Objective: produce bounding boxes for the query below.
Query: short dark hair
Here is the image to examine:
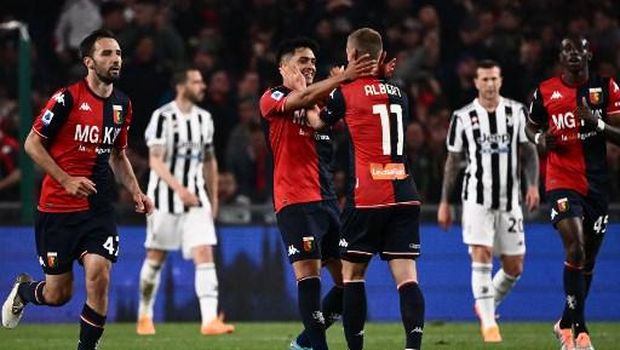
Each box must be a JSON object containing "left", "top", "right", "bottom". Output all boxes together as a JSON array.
[
  {"left": 79, "top": 29, "right": 118, "bottom": 59},
  {"left": 476, "top": 59, "right": 501, "bottom": 70},
  {"left": 171, "top": 65, "right": 201, "bottom": 86},
  {"left": 276, "top": 37, "right": 319, "bottom": 64},
  {"left": 347, "top": 28, "right": 383, "bottom": 60}
]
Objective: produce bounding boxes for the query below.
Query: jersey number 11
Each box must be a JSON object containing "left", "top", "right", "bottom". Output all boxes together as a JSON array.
[{"left": 373, "top": 104, "right": 404, "bottom": 156}]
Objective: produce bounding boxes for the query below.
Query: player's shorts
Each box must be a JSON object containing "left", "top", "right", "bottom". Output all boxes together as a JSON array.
[
  {"left": 340, "top": 204, "right": 420, "bottom": 263},
  {"left": 35, "top": 207, "right": 119, "bottom": 275},
  {"left": 276, "top": 200, "right": 340, "bottom": 264},
  {"left": 462, "top": 201, "right": 526, "bottom": 256},
  {"left": 146, "top": 206, "right": 216, "bottom": 259},
  {"left": 546, "top": 189, "right": 609, "bottom": 256}
]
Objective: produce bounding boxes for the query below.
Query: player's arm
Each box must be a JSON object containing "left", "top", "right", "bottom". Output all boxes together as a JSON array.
[
  {"left": 109, "top": 147, "right": 152, "bottom": 214},
  {"left": 148, "top": 144, "right": 199, "bottom": 207},
  {"left": 437, "top": 151, "right": 463, "bottom": 230},
  {"left": 24, "top": 131, "right": 97, "bottom": 198},
  {"left": 281, "top": 54, "right": 376, "bottom": 112},
  {"left": 203, "top": 147, "right": 218, "bottom": 219},
  {"left": 525, "top": 88, "right": 557, "bottom": 152},
  {"left": 519, "top": 142, "right": 540, "bottom": 212},
  {"left": 577, "top": 97, "right": 620, "bottom": 145}
]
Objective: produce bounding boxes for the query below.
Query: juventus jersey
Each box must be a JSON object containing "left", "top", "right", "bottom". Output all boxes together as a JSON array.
[
  {"left": 144, "top": 101, "right": 214, "bottom": 214},
  {"left": 447, "top": 97, "right": 528, "bottom": 211}
]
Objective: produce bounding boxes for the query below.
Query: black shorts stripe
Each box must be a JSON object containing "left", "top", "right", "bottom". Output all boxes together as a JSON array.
[
  {"left": 488, "top": 111, "right": 500, "bottom": 209},
  {"left": 469, "top": 110, "right": 484, "bottom": 205}
]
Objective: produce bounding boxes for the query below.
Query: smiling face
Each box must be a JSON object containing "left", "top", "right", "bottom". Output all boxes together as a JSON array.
[
  {"left": 559, "top": 37, "right": 591, "bottom": 74},
  {"left": 84, "top": 37, "right": 122, "bottom": 84},
  {"left": 282, "top": 47, "right": 316, "bottom": 85}
]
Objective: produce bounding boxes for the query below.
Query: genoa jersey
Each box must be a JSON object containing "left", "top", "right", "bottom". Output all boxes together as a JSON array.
[
  {"left": 320, "top": 77, "right": 420, "bottom": 208},
  {"left": 259, "top": 86, "right": 336, "bottom": 212},
  {"left": 529, "top": 75, "right": 620, "bottom": 196},
  {"left": 32, "top": 80, "right": 132, "bottom": 212},
  {"left": 144, "top": 101, "right": 215, "bottom": 214}
]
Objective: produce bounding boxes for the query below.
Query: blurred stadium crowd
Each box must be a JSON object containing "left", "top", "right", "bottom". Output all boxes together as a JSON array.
[{"left": 1, "top": 0, "right": 620, "bottom": 221}]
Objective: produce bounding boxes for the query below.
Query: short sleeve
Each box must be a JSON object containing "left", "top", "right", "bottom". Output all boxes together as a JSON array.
[
  {"left": 606, "top": 78, "right": 620, "bottom": 115},
  {"left": 260, "top": 87, "right": 290, "bottom": 120},
  {"left": 527, "top": 87, "right": 548, "bottom": 126},
  {"left": 144, "top": 108, "right": 167, "bottom": 147},
  {"left": 446, "top": 113, "right": 464, "bottom": 152},
  {"left": 517, "top": 105, "right": 529, "bottom": 143},
  {"left": 203, "top": 112, "right": 215, "bottom": 152},
  {"left": 32, "top": 89, "right": 73, "bottom": 140},
  {"left": 319, "top": 88, "right": 345, "bottom": 125},
  {"left": 115, "top": 99, "right": 132, "bottom": 149}
]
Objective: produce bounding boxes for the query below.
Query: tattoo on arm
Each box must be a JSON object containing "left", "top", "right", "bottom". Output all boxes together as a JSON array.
[
  {"left": 440, "top": 151, "right": 463, "bottom": 203},
  {"left": 519, "top": 142, "right": 539, "bottom": 188}
]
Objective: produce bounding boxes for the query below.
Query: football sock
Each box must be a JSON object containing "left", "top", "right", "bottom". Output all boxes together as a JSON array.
[
  {"left": 196, "top": 262, "right": 218, "bottom": 325},
  {"left": 297, "top": 277, "right": 327, "bottom": 350},
  {"left": 17, "top": 280, "right": 47, "bottom": 305},
  {"left": 584, "top": 270, "right": 593, "bottom": 299},
  {"left": 562, "top": 263, "right": 587, "bottom": 334},
  {"left": 296, "top": 285, "right": 344, "bottom": 347},
  {"left": 343, "top": 281, "right": 366, "bottom": 350},
  {"left": 77, "top": 303, "right": 106, "bottom": 350},
  {"left": 472, "top": 262, "right": 496, "bottom": 328},
  {"left": 492, "top": 268, "right": 520, "bottom": 307},
  {"left": 138, "top": 259, "right": 162, "bottom": 318},
  {"left": 398, "top": 281, "right": 425, "bottom": 350}
]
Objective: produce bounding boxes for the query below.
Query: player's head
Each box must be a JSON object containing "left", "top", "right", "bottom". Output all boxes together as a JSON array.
[
  {"left": 474, "top": 59, "right": 502, "bottom": 101},
  {"left": 559, "top": 34, "right": 591, "bottom": 74},
  {"left": 346, "top": 27, "right": 383, "bottom": 62},
  {"left": 172, "top": 66, "right": 206, "bottom": 104},
  {"left": 80, "top": 29, "right": 122, "bottom": 84},
  {"left": 276, "top": 37, "right": 318, "bottom": 85}
]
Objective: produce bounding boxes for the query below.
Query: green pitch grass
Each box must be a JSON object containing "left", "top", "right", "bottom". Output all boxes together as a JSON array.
[{"left": 1, "top": 322, "right": 618, "bottom": 349}]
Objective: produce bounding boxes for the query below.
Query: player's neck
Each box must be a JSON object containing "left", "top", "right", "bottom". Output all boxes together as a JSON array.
[
  {"left": 85, "top": 75, "right": 113, "bottom": 98},
  {"left": 175, "top": 98, "right": 193, "bottom": 114},
  {"left": 478, "top": 97, "right": 500, "bottom": 112},
  {"left": 561, "top": 69, "right": 589, "bottom": 86}
]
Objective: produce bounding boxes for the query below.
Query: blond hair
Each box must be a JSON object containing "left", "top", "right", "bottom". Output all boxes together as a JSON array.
[{"left": 347, "top": 28, "right": 383, "bottom": 60}]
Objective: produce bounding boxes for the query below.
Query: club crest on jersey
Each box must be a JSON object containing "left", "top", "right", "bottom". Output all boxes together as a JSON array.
[
  {"left": 47, "top": 252, "right": 58, "bottom": 268},
  {"left": 589, "top": 88, "right": 602, "bottom": 105},
  {"left": 302, "top": 236, "right": 315, "bottom": 252},
  {"left": 557, "top": 197, "right": 569, "bottom": 213},
  {"left": 113, "top": 105, "right": 124, "bottom": 124}
]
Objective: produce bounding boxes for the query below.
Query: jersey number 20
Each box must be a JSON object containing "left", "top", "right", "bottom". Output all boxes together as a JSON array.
[{"left": 372, "top": 104, "right": 404, "bottom": 156}]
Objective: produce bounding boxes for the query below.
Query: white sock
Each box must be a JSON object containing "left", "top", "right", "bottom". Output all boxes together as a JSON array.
[
  {"left": 138, "top": 259, "right": 162, "bottom": 318},
  {"left": 196, "top": 262, "right": 218, "bottom": 325},
  {"left": 472, "top": 262, "right": 496, "bottom": 328},
  {"left": 492, "top": 268, "right": 520, "bottom": 308}
]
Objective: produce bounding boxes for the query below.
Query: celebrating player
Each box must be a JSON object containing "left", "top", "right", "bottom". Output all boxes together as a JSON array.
[
  {"left": 1, "top": 29, "right": 153, "bottom": 350},
  {"left": 259, "top": 37, "right": 375, "bottom": 350},
  {"left": 302, "top": 27, "right": 425, "bottom": 350},
  {"left": 438, "top": 60, "right": 540, "bottom": 342},
  {"left": 136, "top": 66, "right": 234, "bottom": 336},
  {"left": 526, "top": 34, "right": 620, "bottom": 350}
]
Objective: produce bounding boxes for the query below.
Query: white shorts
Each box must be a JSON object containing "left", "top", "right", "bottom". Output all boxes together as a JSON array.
[
  {"left": 145, "top": 206, "right": 217, "bottom": 259},
  {"left": 461, "top": 201, "right": 526, "bottom": 256}
]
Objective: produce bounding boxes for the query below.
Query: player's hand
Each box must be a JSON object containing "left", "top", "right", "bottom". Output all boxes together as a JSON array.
[
  {"left": 378, "top": 51, "right": 397, "bottom": 79},
  {"left": 577, "top": 96, "right": 597, "bottom": 127},
  {"left": 437, "top": 201, "right": 452, "bottom": 231},
  {"left": 343, "top": 53, "right": 377, "bottom": 81},
  {"left": 61, "top": 176, "right": 97, "bottom": 198},
  {"left": 525, "top": 185, "right": 540, "bottom": 212},
  {"left": 178, "top": 187, "right": 200, "bottom": 207},
  {"left": 280, "top": 65, "right": 306, "bottom": 91},
  {"left": 133, "top": 192, "right": 154, "bottom": 215},
  {"left": 329, "top": 65, "right": 344, "bottom": 78},
  {"left": 538, "top": 131, "right": 558, "bottom": 152}
]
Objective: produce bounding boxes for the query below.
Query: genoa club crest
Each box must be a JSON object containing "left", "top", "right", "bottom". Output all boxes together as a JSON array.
[
  {"left": 113, "top": 105, "right": 124, "bottom": 124},
  {"left": 557, "top": 198, "right": 569, "bottom": 213},
  {"left": 589, "top": 88, "right": 602, "bottom": 105},
  {"left": 302, "top": 236, "right": 315, "bottom": 252},
  {"left": 47, "top": 252, "right": 58, "bottom": 268}
]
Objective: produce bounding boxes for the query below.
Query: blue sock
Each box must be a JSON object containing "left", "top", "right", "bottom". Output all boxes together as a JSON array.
[
  {"left": 298, "top": 277, "right": 327, "bottom": 350},
  {"left": 399, "top": 282, "right": 425, "bottom": 350},
  {"left": 296, "top": 285, "right": 343, "bottom": 347},
  {"left": 343, "top": 281, "right": 366, "bottom": 350}
]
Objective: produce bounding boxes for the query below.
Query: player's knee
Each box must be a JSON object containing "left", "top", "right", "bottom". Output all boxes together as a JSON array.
[
  {"left": 86, "top": 271, "right": 110, "bottom": 293},
  {"left": 566, "top": 243, "right": 585, "bottom": 265},
  {"left": 504, "top": 264, "right": 523, "bottom": 277},
  {"left": 45, "top": 287, "right": 73, "bottom": 306}
]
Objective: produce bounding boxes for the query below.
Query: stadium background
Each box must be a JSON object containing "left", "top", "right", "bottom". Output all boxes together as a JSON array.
[{"left": 0, "top": 0, "right": 619, "bottom": 324}]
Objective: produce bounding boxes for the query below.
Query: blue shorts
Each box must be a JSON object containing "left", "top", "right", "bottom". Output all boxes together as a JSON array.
[
  {"left": 340, "top": 204, "right": 421, "bottom": 263},
  {"left": 546, "top": 189, "right": 609, "bottom": 235},
  {"left": 35, "top": 208, "right": 119, "bottom": 275},
  {"left": 276, "top": 200, "right": 341, "bottom": 264}
]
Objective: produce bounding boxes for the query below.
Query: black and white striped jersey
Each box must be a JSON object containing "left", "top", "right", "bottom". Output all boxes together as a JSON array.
[
  {"left": 144, "top": 101, "right": 214, "bottom": 213},
  {"left": 447, "top": 97, "right": 528, "bottom": 211}
]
